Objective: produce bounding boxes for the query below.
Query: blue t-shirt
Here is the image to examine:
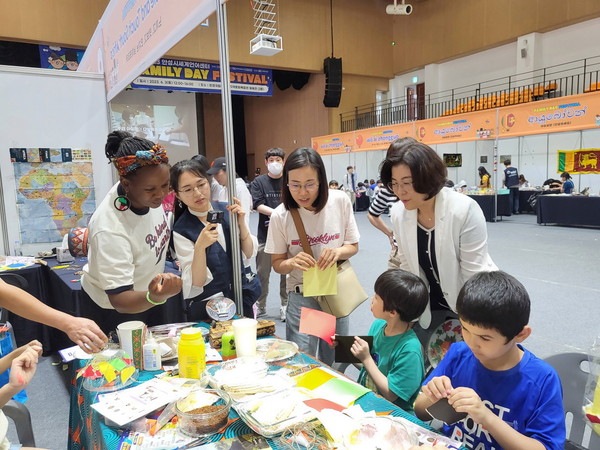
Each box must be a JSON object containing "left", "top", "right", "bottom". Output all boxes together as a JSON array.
[
  {"left": 358, "top": 319, "right": 424, "bottom": 413},
  {"left": 563, "top": 179, "right": 574, "bottom": 194},
  {"left": 424, "top": 341, "right": 565, "bottom": 450}
]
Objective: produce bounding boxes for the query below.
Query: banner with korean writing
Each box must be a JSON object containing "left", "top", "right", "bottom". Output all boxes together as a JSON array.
[
  {"left": 557, "top": 149, "right": 600, "bottom": 174},
  {"left": 130, "top": 58, "right": 273, "bottom": 96},
  {"left": 498, "top": 93, "right": 599, "bottom": 137},
  {"left": 414, "top": 110, "right": 497, "bottom": 146}
]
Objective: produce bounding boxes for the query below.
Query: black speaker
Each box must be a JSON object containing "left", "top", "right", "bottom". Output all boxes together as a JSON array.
[{"left": 323, "top": 57, "right": 342, "bottom": 107}]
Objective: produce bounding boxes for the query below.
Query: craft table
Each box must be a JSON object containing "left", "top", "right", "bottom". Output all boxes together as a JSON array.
[
  {"left": 68, "top": 350, "right": 458, "bottom": 450},
  {"left": 44, "top": 258, "right": 186, "bottom": 352},
  {"left": 467, "top": 193, "right": 511, "bottom": 222},
  {"left": 537, "top": 194, "right": 600, "bottom": 228}
]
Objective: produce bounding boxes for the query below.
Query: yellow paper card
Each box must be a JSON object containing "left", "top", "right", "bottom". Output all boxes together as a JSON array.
[
  {"left": 295, "top": 367, "right": 335, "bottom": 390},
  {"left": 98, "top": 362, "right": 116, "bottom": 382},
  {"left": 121, "top": 366, "right": 136, "bottom": 384},
  {"left": 303, "top": 265, "right": 337, "bottom": 297}
]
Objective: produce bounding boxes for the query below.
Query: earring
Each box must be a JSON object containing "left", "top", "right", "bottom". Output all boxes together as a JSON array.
[
  {"left": 177, "top": 200, "right": 183, "bottom": 208},
  {"left": 114, "top": 195, "right": 130, "bottom": 211}
]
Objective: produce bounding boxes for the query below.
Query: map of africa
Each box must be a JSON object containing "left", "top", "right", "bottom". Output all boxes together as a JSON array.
[{"left": 14, "top": 162, "right": 95, "bottom": 244}]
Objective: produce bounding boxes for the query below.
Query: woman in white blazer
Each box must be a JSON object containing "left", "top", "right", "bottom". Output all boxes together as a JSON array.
[{"left": 380, "top": 140, "right": 497, "bottom": 346}]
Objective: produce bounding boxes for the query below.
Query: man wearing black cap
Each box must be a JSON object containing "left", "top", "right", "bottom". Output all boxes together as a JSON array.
[{"left": 207, "top": 157, "right": 252, "bottom": 222}]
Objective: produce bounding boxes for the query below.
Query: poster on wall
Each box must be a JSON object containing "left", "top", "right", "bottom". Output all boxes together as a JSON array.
[
  {"left": 443, "top": 154, "right": 462, "bottom": 167},
  {"left": 10, "top": 148, "right": 95, "bottom": 244},
  {"left": 39, "top": 45, "right": 85, "bottom": 71}
]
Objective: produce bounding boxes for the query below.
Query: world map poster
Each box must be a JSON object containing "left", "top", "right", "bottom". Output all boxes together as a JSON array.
[{"left": 10, "top": 148, "right": 95, "bottom": 244}]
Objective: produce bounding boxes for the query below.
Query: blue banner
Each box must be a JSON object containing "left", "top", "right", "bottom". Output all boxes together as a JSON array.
[
  {"left": 39, "top": 45, "right": 85, "bottom": 71},
  {"left": 131, "top": 58, "right": 273, "bottom": 96}
]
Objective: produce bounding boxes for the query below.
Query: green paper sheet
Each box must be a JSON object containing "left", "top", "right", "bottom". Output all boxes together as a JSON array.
[
  {"left": 303, "top": 265, "right": 337, "bottom": 297},
  {"left": 310, "top": 377, "right": 371, "bottom": 407}
]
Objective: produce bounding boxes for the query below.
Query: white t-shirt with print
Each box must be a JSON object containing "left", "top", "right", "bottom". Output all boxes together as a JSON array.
[
  {"left": 81, "top": 183, "right": 171, "bottom": 309},
  {"left": 265, "top": 189, "right": 360, "bottom": 291}
]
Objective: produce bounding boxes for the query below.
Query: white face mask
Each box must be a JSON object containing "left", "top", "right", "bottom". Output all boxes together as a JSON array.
[{"left": 267, "top": 161, "right": 283, "bottom": 176}]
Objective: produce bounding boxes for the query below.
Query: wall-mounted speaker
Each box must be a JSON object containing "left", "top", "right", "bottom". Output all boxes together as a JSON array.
[{"left": 323, "top": 57, "right": 342, "bottom": 108}]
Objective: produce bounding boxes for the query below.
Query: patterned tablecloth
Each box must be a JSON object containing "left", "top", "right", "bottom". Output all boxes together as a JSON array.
[{"left": 68, "top": 347, "right": 459, "bottom": 449}]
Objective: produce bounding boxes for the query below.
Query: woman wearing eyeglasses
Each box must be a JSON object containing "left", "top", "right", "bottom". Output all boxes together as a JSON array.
[
  {"left": 81, "top": 131, "right": 183, "bottom": 333},
  {"left": 380, "top": 140, "right": 496, "bottom": 347},
  {"left": 265, "top": 147, "right": 360, "bottom": 365},
  {"left": 170, "top": 159, "right": 258, "bottom": 320}
]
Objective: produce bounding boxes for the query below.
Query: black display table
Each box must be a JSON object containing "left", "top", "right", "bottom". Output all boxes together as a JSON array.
[
  {"left": 468, "top": 194, "right": 511, "bottom": 222},
  {"left": 537, "top": 195, "right": 600, "bottom": 228}
]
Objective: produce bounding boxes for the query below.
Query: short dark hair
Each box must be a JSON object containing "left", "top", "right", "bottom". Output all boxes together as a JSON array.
[
  {"left": 281, "top": 148, "right": 329, "bottom": 212},
  {"left": 504, "top": 159, "right": 511, "bottom": 166},
  {"left": 457, "top": 271, "right": 530, "bottom": 341},
  {"left": 346, "top": 166, "right": 353, "bottom": 171},
  {"left": 329, "top": 179, "right": 339, "bottom": 187},
  {"left": 374, "top": 269, "right": 429, "bottom": 322},
  {"left": 170, "top": 159, "right": 208, "bottom": 221},
  {"left": 380, "top": 140, "right": 447, "bottom": 200},
  {"left": 265, "top": 147, "right": 285, "bottom": 160},
  {"left": 561, "top": 172, "right": 571, "bottom": 180}
]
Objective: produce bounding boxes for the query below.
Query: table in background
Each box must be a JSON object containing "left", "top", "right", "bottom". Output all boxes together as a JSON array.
[
  {"left": 44, "top": 257, "right": 186, "bottom": 352},
  {"left": 518, "top": 189, "right": 541, "bottom": 214},
  {"left": 0, "top": 263, "right": 51, "bottom": 350},
  {"left": 537, "top": 195, "right": 600, "bottom": 228},
  {"left": 68, "top": 351, "right": 448, "bottom": 450},
  {"left": 467, "top": 194, "right": 511, "bottom": 222}
]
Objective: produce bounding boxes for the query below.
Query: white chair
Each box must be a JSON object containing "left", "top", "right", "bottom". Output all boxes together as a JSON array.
[{"left": 544, "top": 352, "right": 600, "bottom": 450}]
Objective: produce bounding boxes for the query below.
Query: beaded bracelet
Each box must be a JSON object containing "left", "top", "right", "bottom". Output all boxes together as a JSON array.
[{"left": 146, "top": 291, "right": 166, "bottom": 305}]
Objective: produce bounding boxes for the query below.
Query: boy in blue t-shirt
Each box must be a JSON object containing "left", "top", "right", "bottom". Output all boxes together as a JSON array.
[
  {"left": 351, "top": 269, "right": 428, "bottom": 413},
  {"left": 415, "top": 271, "right": 565, "bottom": 450}
]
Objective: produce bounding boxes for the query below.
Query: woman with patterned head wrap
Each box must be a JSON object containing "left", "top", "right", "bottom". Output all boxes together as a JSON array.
[{"left": 81, "top": 131, "right": 182, "bottom": 333}]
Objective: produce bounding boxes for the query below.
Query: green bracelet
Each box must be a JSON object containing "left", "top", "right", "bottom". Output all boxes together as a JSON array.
[{"left": 146, "top": 291, "right": 166, "bottom": 306}]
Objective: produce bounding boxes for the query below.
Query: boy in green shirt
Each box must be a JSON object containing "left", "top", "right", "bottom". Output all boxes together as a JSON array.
[{"left": 352, "top": 269, "right": 428, "bottom": 413}]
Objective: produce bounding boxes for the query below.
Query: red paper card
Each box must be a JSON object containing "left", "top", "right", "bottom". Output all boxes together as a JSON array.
[
  {"left": 304, "top": 398, "right": 345, "bottom": 412},
  {"left": 299, "top": 307, "right": 336, "bottom": 344}
]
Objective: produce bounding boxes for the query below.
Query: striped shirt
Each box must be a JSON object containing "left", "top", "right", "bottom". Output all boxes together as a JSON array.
[{"left": 368, "top": 187, "right": 398, "bottom": 217}]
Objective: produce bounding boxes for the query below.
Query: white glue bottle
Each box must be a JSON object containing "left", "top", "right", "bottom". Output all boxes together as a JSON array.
[{"left": 143, "top": 333, "right": 162, "bottom": 371}]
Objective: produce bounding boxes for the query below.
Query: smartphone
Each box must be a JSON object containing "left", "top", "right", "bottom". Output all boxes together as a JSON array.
[
  {"left": 207, "top": 210, "right": 224, "bottom": 224},
  {"left": 425, "top": 398, "right": 468, "bottom": 425}
]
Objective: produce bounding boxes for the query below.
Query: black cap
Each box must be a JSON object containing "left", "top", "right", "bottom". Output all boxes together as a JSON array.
[{"left": 206, "top": 157, "right": 226, "bottom": 175}]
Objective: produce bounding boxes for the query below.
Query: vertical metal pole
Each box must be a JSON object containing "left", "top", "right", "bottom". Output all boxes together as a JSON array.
[{"left": 216, "top": 0, "right": 243, "bottom": 314}]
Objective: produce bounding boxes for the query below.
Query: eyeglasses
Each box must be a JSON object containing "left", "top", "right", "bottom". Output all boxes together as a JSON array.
[
  {"left": 178, "top": 182, "right": 209, "bottom": 196},
  {"left": 288, "top": 182, "right": 319, "bottom": 192},
  {"left": 387, "top": 181, "right": 413, "bottom": 191}
]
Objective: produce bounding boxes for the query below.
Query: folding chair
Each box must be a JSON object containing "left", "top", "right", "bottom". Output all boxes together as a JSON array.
[
  {"left": 2, "top": 400, "right": 35, "bottom": 447},
  {"left": 544, "top": 352, "right": 600, "bottom": 449}
]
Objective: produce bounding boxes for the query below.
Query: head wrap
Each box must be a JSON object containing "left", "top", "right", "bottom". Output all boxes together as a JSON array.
[{"left": 112, "top": 144, "right": 169, "bottom": 176}]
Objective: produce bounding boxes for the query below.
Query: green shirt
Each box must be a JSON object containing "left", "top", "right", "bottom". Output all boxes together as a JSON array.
[{"left": 358, "top": 319, "right": 424, "bottom": 413}]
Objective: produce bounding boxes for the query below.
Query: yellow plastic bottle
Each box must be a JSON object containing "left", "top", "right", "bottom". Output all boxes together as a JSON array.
[{"left": 177, "top": 327, "right": 206, "bottom": 379}]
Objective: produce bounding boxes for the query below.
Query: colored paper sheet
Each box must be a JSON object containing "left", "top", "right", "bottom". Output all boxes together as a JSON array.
[
  {"left": 110, "top": 358, "right": 127, "bottom": 372},
  {"left": 299, "top": 307, "right": 336, "bottom": 344},
  {"left": 304, "top": 398, "right": 345, "bottom": 412},
  {"left": 334, "top": 335, "right": 374, "bottom": 364},
  {"left": 303, "top": 265, "right": 337, "bottom": 297},
  {"left": 121, "top": 366, "right": 136, "bottom": 384},
  {"left": 295, "top": 368, "right": 335, "bottom": 390},
  {"left": 311, "top": 377, "right": 371, "bottom": 407}
]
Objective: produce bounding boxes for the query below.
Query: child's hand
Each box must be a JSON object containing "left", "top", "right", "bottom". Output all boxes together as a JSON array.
[
  {"left": 8, "top": 347, "right": 39, "bottom": 389},
  {"left": 25, "top": 340, "right": 43, "bottom": 357},
  {"left": 448, "top": 387, "right": 491, "bottom": 424},
  {"left": 422, "top": 375, "right": 453, "bottom": 401},
  {"left": 350, "top": 336, "right": 371, "bottom": 362}
]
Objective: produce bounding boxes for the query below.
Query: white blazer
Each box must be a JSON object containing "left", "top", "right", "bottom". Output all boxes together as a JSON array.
[{"left": 390, "top": 187, "right": 497, "bottom": 327}]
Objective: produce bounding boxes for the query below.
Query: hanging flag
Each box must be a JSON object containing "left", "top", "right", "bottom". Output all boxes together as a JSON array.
[{"left": 557, "top": 149, "right": 600, "bottom": 174}]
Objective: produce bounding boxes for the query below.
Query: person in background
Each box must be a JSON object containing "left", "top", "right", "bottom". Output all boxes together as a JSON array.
[
  {"left": 342, "top": 165, "right": 357, "bottom": 211},
  {"left": 170, "top": 159, "right": 258, "bottom": 319},
  {"left": 328, "top": 180, "right": 340, "bottom": 189},
  {"left": 265, "top": 147, "right": 359, "bottom": 366},
  {"left": 81, "top": 131, "right": 183, "bottom": 333},
  {"left": 349, "top": 269, "right": 429, "bottom": 414},
  {"left": 477, "top": 166, "right": 492, "bottom": 189},
  {"left": 380, "top": 140, "right": 496, "bottom": 348},
  {"left": 503, "top": 159, "right": 520, "bottom": 214},
  {"left": 207, "top": 157, "right": 252, "bottom": 223},
  {"left": 0, "top": 280, "right": 107, "bottom": 353},
  {"left": 518, "top": 174, "right": 530, "bottom": 188},
  {"left": 560, "top": 172, "right": 574, "bottom": 194},
  {"left": 249, "top": 147, "right": 287, "bottom": 321},
  {"left": 369, "top": 179, "right": 377, "bottom": 191},
  {"left": 415, "top": 271, "right": 565, "bottom": 450}
]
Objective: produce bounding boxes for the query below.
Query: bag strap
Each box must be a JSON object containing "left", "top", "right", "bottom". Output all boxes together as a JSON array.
[{"left": 290, "top": 208, "right": 313, "bottom": 257}]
